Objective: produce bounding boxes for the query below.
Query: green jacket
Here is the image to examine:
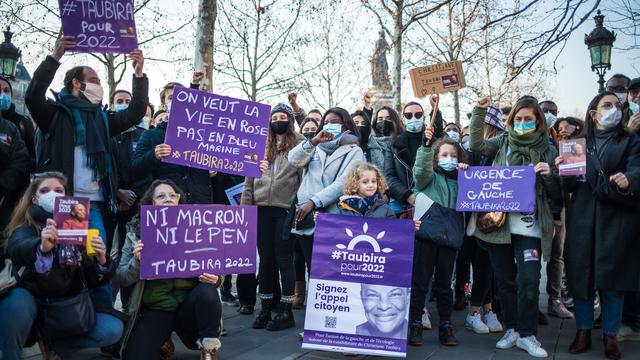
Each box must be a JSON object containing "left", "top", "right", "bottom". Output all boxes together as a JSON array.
[
  {"left": 467, "top": 107, "right": 562, "bottom": 260},
  {"left": 412, "top": 146, "right": 458, "bottom": 209}
]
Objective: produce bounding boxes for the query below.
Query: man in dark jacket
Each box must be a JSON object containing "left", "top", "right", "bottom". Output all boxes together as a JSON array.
[
  {"left": 0, "top": 76, "right": 36, "bottom": 168},
  {"left": 131, "top": 80, "right": 213, "bottom": 204},
  {"left": 0, "top": 116, "right": 29, "bottom": 231}
]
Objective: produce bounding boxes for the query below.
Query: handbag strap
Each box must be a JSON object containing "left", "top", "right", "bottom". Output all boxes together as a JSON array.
[
  {"left": 331, "top": 154, "right": 349, "bottom": 183},
  {"left": 413, "top": 192, "right": 435, "bottom": 221}
]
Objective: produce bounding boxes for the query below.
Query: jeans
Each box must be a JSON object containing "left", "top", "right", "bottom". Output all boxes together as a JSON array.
[
  {"left": 469, "top": 238, "right": 493, "bottom": 307},
  {"left": 294, "top": 236, "right": 307, "bottom": 282},
  {"left": 123, "top": 283, "right": 222, "bottom": 359},
  {"left": 574, "top": 290, "right": 624, "bottom": 335},
  {"left": 0, "top": 288, "right": 37, "bottom": 360},
  {"left": 455, "top": 235, "right": 474, "bottom": 298},
  {"left": 257, "top": 206, "right": 296, "bottom": 302},
  {"left": 622, "top": 291, "right": 640, "bottom": 331},
  {"left": 409, "top": 239, "right": 457, "bottom": 324},
  {"left": 53, "top": 313, "right": 123, "bottom": 356},
  {"left": 484, "top": 235, "right": 541, "bottom": 337},
  {"left": 546, "top": 220, "right": 565, "bottom": 300},
  {"left": 294, "top": 233, "right": 314, "bottom": 276},
  {"left": 89, "top": 201, "right": 113, "bottom": 306}
]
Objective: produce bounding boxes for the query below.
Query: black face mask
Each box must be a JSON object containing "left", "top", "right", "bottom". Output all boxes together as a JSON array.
[
  {"left": 375, "top": 120, "right": 394, "bottom": 137},
  {"left": 270, "top": 121, "right": 289, "bottom": 135},
  {"left": 357, "top": 124, "right": 371, "bottom": 143},
  {"left": 303, "top": 131, "right": 315, "bottom": 140}
]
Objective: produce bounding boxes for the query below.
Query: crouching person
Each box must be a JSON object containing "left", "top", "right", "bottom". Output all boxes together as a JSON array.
[
  {"left": 118, "top": 180, "right": 222, "bottom": 360},
  {"left": 6, "top": 171, "right": 122, "bottom": 358}
]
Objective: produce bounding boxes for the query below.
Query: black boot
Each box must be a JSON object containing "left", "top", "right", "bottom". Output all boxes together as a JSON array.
[
  {"left": 267, "top": 302, "right": 295, "bottom": 331},
  {"left": 408, "top": 321, "right": 423, "bottom": 346},
  {"left": 253, "top": 299, "right": 272, "bottom": 329}
]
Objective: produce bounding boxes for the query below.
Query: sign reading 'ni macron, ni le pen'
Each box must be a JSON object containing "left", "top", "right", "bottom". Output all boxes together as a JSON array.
[
  {"left": 456, "top": 166, "right": 536, "bottom": 212},
  {"left": 162, "top": 86, "right": 271, "bottom": 178},
  {"left": 58, "top": 0, "right": 138, "bottom": 53},
  {"left": 139, "top": 205, "right": 258, "bottom": 280},
  {"left": 303, "top": 214, "right": 415, "bottom": 358}
]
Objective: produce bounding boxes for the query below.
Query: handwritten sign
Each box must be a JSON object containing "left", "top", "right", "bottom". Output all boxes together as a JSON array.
[
  {"left": 162, "top": 86, "right": 271, "bottom": 177},
  {"left": 54, "top": 197, "right": 90, "bottom": 245},
  {"left": 559, "top": 138, "right": 586, "bottom": 176},
  {"left": 409, "top": 60, "right": 466, "bottom": 97},
  {"left": 139, "top": 205, "right": 257, "bottom": 280},
  {"left": 456, "top": 166, "right": 536, "bottom": 212},
  {"left": 58, "top": 0, "right": 138, "bottom": 53}
]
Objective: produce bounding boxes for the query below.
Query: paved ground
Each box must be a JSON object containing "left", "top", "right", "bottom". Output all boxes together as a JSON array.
[{"left": 23, "top": 292, "right": 640, "bottom": 360}]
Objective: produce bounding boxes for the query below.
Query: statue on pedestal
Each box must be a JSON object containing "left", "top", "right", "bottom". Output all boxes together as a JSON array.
[{"left": 368, "top": 31, "right": 394, "bottom": 109}]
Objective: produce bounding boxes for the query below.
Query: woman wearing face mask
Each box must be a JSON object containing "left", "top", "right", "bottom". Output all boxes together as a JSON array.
[
  {"left": 371, "top": 106, "right": 404, "bottom": 141},
  {"left": 557, "top": 92, "right": 640, "bottom": 360},
  {"left": 352, "top": 110, "right": 390, "bottom": 171},
  {"left": 444, "top": 123, "right": 462, "bottom": 143},
  {"left": 468, "top": 96, "right": 561, "bottom": 358},
  {"left": 118, "top": 180, "right": 223, "bottom": 360},
  {"left": 5, "top": 172, "right": 122, "bottom": 359},
  {"left": 288, "top": 107, "right": 364, "bottom": 276},
  {"left": 384, "top": 96, "right": 444, "bottom": 213},
  {"left": 241, "top": 103, "right": 304, "bottom": 331},
  {"left": 299, "top": 117, "right": 319, "bottom": 141}
]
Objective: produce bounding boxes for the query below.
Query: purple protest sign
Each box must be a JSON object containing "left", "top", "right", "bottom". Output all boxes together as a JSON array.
[
  {"left": 162, "top": 86, "right": 271, "bottom": 178},
  {"left": 456, "top": 166, "right": 536, "bottom": 212},
  {"left": 302, "top": 214, "right": 414, "bottom": 357},
  {"left": 139, "top": 205, "right": 257, "bottom": 280},
  {"left": 58, "top": 0, "right": 138, "bottom": 54}
]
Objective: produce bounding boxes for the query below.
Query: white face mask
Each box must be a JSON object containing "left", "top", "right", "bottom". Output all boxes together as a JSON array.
[
  {"left": 37, "top": 190, "right": 63, "bottom": 214},
  {"left": 598, "top": 108, "right": 622, "bottom": 129},
  {"left": 81, "top": 82, "right": 104, "bottom": 105},
  {"left": 139, "top": 117, "right": 149, "bottom": 130},
  {"left": 615, "top": 92, "right": 627, "bottom": 104}
]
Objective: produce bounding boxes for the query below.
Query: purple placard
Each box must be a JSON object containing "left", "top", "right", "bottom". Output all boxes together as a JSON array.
[
  {"left": 54, "top": 197, "right": 90, "bottom": 245},
  {"left": 302, "top": 214, "right": 414, "bottom": 357},
  {"left": 456, "top": 166, "right": 536, "bottom": 212},
  {"left": 58, "top": 0, "right": 138, "bottom": 54},
  {"left": 162, "top": 86, "right": 271, "bottom": 178},
  {"left": 139, "top": 205, "right": 257, "bottom": 280}
]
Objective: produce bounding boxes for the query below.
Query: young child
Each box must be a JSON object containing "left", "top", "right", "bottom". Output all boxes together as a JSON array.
[{"left": 408, "top": 129, "right": 469, "bottom": 348}]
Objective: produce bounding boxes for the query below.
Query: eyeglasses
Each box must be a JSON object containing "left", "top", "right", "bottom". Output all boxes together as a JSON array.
[
  {"left": 403, "top": 112, "right": 424, "bottom": 120},
  {"left": 154, "top": 193, "right": 180, "bottom": 201}
]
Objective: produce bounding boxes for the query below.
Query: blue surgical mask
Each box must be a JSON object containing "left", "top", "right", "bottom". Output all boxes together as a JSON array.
[
  {"left": 446, "top": 130, "right": 460, "bottom": 142},
  {"left": 0, "top": 93, "right": 11, "bottom": 111},
  {"left": 323, "top": 123, "right": 343, "bottom": 137},
  {"left": 544, "top": 113, "right": 556, "bottom": 127},
  {"left": 438, "top": 156, "right": 458, "bottom": 172},
  {"left": 139, "top": 117, "right": 149, "bottom": 129},
  {"left": 630, "top": 101, "right": 640, "bottom": 115},
  {"left": 405, "top": 119, "right": 424, "bottom": 133},
  {"left": 166, "top": 102, "right": 172, "bottom": 114},
  {"left": 513, "top": 121, "right": 537, "bottom": 135},
  {"left": 114, "top": 103, "right": 128, "bottom": 112}
]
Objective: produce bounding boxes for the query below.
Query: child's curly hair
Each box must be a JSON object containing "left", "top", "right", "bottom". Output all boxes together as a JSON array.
[{"left": 343, "top": 163, "right": 388, "bottom": 196}]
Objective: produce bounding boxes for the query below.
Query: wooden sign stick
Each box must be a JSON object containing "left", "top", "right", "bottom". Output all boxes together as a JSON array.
[{"left": 429, "top": 95, "right": 440, "bottom": 128}]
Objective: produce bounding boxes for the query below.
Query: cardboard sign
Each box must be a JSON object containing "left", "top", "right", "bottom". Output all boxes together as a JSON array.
[
  {"left": 302, "top": 214, "right": 415, "bottom": 357},
  {"left": 162, "top": 86, "right": 271, "bottom": 178},
  {"left": 456, "top": 166, "right": 536, "bottom": 212},
  {"left": 559, "top": 138, "right": 587, "bottom": 176},
  {"left": 409, "top": 60, "right": 466, "bottom": 97},
  {"left": 58, "top": 0, "right": 138, "bottom": 53},
  {"left": 54, "top": 197, "right": 90, "bottom": 245},
  {"left": 139, "top": 205, "right": 257, "bottom": 280}
]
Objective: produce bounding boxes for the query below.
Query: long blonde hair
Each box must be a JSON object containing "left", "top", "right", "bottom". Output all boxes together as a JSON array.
[{"left": 5, "top": 172, "right": 68, "bottom": 239}]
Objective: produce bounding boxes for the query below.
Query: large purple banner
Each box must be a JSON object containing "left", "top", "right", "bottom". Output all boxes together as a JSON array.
[
  {"left": 456, "top": 166, "right": 536, "bottom": 212},
  {"left": 162, "top": 86, "right": 271, "bottom": 178},
  {"left": 139, "top": 205, "right": 257, "bottom": 280},
  {"left": 302, "top": 214, "right": 415, "bottom": 358},
  {"left": 58, "top": 0, "right": 138, "bottom": 53}
]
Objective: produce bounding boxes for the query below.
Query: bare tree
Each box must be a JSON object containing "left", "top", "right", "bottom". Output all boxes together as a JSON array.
[
  {"left": 215, "top": 0, "right": 310, "bottom": 102},
  {"left": 194, "top": 0, "right": 218, "bottom": 92},
  {"left": 361, "top": 0, "right": 454, "bottom": 111}
]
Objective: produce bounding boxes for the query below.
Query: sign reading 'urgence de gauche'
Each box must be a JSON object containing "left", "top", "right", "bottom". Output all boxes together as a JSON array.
[
  {"left": 162, "top": 86, "right": 271, "bottom": 178},
  {"left": 302, "top": 214, "right": 415, "bottom": 358},
  {"left": 456, "top": 166, "right": 536, "bottom": 212},
  {"left": 58, "top": 0, "right": 138, "bottom": 53},
  {"left": 139, "top": 205, "right": 257, "bottom": 280}
]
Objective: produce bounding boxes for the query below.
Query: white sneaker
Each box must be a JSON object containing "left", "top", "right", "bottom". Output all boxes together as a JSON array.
[
  {"left": 421, "top": 307, "right": 432, "bottom": 329},
  {"left": 496, "top": 328, "right": 520, "bottom": 349},
  {"left": 618, "top": 324, "right": 640, "bottom": 342},
  {"left": 516, "top": 335, "right": 548, "bottom": 358},
  {"left": 465, "top": 312, "right": 490, "bottom": 334},
  {"left": 483, "top": 311, "right": 504, "bottom": 333}
]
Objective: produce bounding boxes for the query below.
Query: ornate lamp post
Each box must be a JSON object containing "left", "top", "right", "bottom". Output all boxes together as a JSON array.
[
  {"left": 584, "top": 10, "right": 616, "bottom": 94},
  {"left": 0, "top": 26, "right": 21, "bottom": 80}
]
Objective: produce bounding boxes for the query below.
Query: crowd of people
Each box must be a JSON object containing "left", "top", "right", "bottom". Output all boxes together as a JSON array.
[{"left": 0, "top": 33, "right": 639, "bottom": 360}]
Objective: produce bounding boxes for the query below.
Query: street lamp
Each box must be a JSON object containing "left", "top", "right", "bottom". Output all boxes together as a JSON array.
[
  {"left": 584, "top": 10, "right": 616, "bottom": 94},
  {"left": 0, "top": 26, "right": 21, "bottom": 80}
]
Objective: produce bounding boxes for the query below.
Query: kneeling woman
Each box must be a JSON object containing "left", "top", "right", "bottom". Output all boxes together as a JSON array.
[
  {"left": 6, "top": 172, "right": 122, "bottom": 357},
  {"left": 118, "top": 180, "right": 223, "bottom": 360}
]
